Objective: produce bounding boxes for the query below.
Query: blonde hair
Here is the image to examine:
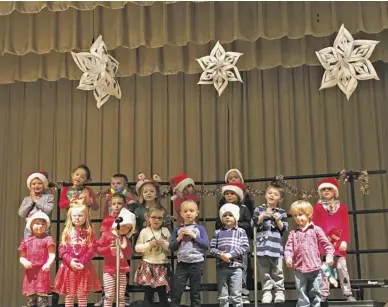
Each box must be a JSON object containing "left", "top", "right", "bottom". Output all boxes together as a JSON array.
[
  {"left": 289, "top": 200, "right": 313, "bottom": 218},
  {"left": 61, "top": 202, "right": 94, "bottom": 245}
]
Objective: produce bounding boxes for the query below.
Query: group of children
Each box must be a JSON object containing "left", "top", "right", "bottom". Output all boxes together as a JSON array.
[{"left": 18, "top": 165, "right": 356, "bottom": 307}]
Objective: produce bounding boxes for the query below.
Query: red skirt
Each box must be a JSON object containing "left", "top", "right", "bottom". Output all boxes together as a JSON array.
[
  {"left": 53, "top": 262, "right": 101, "bottom": 296},
  {"left": 134, "top": 261, "right": 170, "bottom": 291}
]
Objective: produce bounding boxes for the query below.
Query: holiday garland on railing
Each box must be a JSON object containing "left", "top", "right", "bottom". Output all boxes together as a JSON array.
[{"left": 48, "top": 169, "right": 370, "bottom": 200}]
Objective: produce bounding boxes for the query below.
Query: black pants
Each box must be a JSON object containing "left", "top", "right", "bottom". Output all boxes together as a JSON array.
[
  {"left": 171, "top": 262, "right": 203, "bottom": 307},
  {"left": 144, "top": 285, "right": 169, "bottom": 307}
]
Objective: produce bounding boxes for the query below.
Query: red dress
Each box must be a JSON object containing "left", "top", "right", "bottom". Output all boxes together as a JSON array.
[
  {"left": 18, "top": 234, "right": 55, "bottom": 295},
  {"left": 312, "top": 202, "right": 350, "bottom": 257},
  {"left": 53, "top": 229, "right": 101, "bottom": 295}
]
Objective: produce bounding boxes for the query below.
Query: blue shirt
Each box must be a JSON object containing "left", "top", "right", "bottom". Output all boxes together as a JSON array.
[
  {"left": 209, "top": 226, "right": 250, "bottom": 268},
  {"left": 170, "top": 224, "right": 209, "bottom": 263}
]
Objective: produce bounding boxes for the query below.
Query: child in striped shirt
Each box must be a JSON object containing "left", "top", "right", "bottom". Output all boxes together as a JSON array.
[
  {"left": 210, "top": 203, "right": 250, "bottom": 307},
  {"left": 252, "top": 183, "right": 288, "bottom": 303}
]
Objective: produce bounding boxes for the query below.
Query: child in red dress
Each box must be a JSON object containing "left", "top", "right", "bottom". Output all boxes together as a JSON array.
[
  {"left": 312, "top": 178, "right": 356, "bottom": 301},
  {"left": 18, "top": 211, "right": 56, "bottom": 307},
  {"left": 97, "top": 207, "right": 136, "bottom": 307},
  {"left": 54, "top": 201, "right": 101, "bottom": 307},
  {"left": 59, "top": 164, "right": 99, "bottom": 211}
]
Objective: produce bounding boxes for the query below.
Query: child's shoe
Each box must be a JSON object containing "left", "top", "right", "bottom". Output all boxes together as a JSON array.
[
  {"left": 274, "top": 291, "right": 285, "bottom": 303},
  {"left": 261, "top": 291, "right": 273, "bottom": 303},
  {"left": 346, "top": 295, "right": 356, "bottom": 301},
  {"left": 94, "top": 296, "right": 104, "bottom": 307}
]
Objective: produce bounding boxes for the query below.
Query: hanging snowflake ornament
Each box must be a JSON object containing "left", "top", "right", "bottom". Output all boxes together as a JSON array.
[
  {"left": 71, "top": 35, "right": 122, "bottom": 108},
  {"left": 196, "top": 41, "right": 243, "bottom": 96},
  {"left": 315, "top": 24, "right": 379, "bottom": 100}
]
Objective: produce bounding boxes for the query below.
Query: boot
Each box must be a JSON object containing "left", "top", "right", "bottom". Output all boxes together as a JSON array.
[
  {"left": 261, "top": 291, "right": 273, "bottom": 303},
  {"left": 274, "top": 291, "right": 285, "bottom": 303},
  {"left": 26, "top": 294, "right": 37, "bottom": 307},
  {"left": 36, "top": 296, "right": 48, "bottom": 307}
]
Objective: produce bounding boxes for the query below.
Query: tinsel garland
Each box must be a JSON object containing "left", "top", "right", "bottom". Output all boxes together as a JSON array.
[{"left": 47, "top": 170, "right": 370, "bottom": 199}]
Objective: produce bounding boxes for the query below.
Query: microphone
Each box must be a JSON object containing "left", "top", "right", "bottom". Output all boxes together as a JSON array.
[{"left": 115, "top": 217, "right": 123, "bottom": 224}]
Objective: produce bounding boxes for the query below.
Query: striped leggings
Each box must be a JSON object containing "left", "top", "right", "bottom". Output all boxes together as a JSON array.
[
  {"left": 103, "top": 272, "right": 127, "bottom": 307},
  {"left": 65, "top": 295, "right": 87, "bottom": 307}
]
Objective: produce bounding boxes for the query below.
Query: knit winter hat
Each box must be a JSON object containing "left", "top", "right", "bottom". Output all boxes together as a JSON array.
[
  {"left": 224, "top": 168, "right": 244, "bottom": 183},
  {"left": 26, "top": 211, "right": 50, "bottom": 231},
  {"left": 222, "top": 182, "right": 245, "bottom": 202},
  {"left": 112, "top": 208, "right": 137, "bottom": 238},
  {"left": 27, "top": 171, "right": 49, "bottom": 190},
  {"left": 219, "top": 203, "right": 240, "bottom": 222},
  {"left": 317, "top": 178, "right": 339, "bottom": 198},
  {"left": 169, "top": 173, "right": 195, "bottom": 201}
]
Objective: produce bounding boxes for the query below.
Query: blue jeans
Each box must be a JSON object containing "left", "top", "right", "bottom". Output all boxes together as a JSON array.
[
  {"left": 217, "top": 266, "right": 243, "bottom": 307},
  {"left": 295, "top": 270, "right": 322, "bottom": 307}
]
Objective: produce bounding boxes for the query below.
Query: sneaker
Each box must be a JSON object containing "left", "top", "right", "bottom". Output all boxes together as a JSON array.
[
  {"left": 125, "top": 296, "right": 131, "bottom": 307},
  {"left": 346, "top": 295, "right": 357, "bottom": 301},
  {"left": 274, "top": 292, "right": 285, "bottom": 303},
  {"left": 261, "top": 291, "right": 273, "bottom": 303},
  {"left": 242, "top": 295, "right": 250, "bottom": 304},
  {"left": 94, "top": 297, "right": 104, "bottom": 307}
]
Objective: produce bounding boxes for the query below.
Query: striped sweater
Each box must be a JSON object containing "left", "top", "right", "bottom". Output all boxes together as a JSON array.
[{"left": 252, "top": 205, "right": 288, "bottom": 258}]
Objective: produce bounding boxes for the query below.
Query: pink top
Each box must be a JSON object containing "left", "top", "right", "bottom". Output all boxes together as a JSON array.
[
  {"left": 312, "top": 202, "right": 350, "bottom": 257},
  {"left": 284, "top": 223, "right": 335, "bottom": 273},
  {"left": 97, "top": 231, "right": 132, "bottom": 274}
]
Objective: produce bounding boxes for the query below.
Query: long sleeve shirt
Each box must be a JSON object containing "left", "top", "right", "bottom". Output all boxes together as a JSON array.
[
  {"left": 209, "top": 226, "right": 250, "bottom": 268},
  {"left": 19, "top": 194, "right": 54, "bottom": 219},
  {"left": 284, "top": 223, "right": 335, "bottom": 273},
  {"left": 312, "top": 202, "right": 350, "bottom": 257},
  {"left": 97, "top": 231, "right": 132, "bottom": 274},
  {"left": 170, "top": 224, "right": 209, "bottom": 263},
  {"left": 59, "top": 186, "right": 99, "bottom": 211},
  {"left": 135, "top": 227, "right": 171, "bottom": 264},
  {"left": 252, "top": 205, "right": 288, "bottom": 258}
]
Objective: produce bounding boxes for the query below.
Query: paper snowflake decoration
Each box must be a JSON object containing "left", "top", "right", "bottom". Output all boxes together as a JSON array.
[
  {"left": 196, "top": 41, "right": 243, "bottom": 96},
  {"left": 316, "top": 24, "right": 379, "bottom": 100},
  {"left": 71, "top": 35, "right": 122, "bottom": 108}
]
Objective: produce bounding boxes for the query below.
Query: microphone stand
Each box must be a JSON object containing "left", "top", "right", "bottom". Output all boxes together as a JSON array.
[{"left": 116, "top": 220, "right": 121, "bottom": 307}]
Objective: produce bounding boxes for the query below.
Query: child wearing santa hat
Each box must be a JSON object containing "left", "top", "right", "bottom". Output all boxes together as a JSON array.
[
  {"left": 18, "top": 211, "right": 56, "bottom": 307},
  {"left": 169, "top": 173, "right": 200, "bottom": 226},
  {"left": 97, "top": 208, "right": 137, "bottom": 307},
  {"left": 18, "top": 171, "right": 54, "bottom": 239},
  {"left": 215, "top": 182, "right": 252, "bottom": 304},
  {"left": 312, "top": 178, "right": 356, "bottom": 301},
  {"left": 210, "top": 203, "right": 250, "bottom": 307}
]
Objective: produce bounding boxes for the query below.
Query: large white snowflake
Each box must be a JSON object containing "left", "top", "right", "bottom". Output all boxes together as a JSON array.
[
  {"left": 196, "top": 41, "right": 243, "bottom": 96},
  {"left": 316, "top": 24, "right": 379, "bottom": 100},
  {"left": 71, "top": 35, "right": 122, "bottom": 108}
]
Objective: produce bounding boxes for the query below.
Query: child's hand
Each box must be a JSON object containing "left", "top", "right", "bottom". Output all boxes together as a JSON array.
[
  {"left": 286, "top": 259, "right": 293, "bottom": 268},
  {"left": 41, "top": 262, "right": 51, "bottom": 272},
  {"left": 121, "top": 237, "right": 128, "bottom": 250},
  {"left": 177, "top": 229, "right": 186, "bottom": 241},
  {"left": 20, "top": 258, "right": 33, "bottom": 269},
  {"left": 70, "top": 259, "right": 84, "bottom": 270},
  {"left": 185, "top": 230, "right": 196, "bottom": 239},
  {"left": 273, "top": 212, "right": 281, "bottom": 221},
  {"left": 110, "top": 245, "right": 117, "bottom": 254},
  {"left": 326, "top": 257, "right": 334, "bottom": 267},
  {"left": 339, "top": 241, "right": 347, "bottom": 251},
  {"left": 149, "top": 240, "right": 158, "bottom": 248},
  {"left": 30, "top": 191, "right": 37, "bottom": 203},
  {"left": 220, "top": 252, "right": 231, "bottom": 263},
  {"left": 157, "top": 239, "right": 166, "bottom": 247}
]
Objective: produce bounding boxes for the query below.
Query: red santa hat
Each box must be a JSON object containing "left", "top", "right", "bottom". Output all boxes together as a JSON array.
[
  {"left": 317, "top": 178, "right": 339, "bottom": 198},
  {"left": 26, "top": 211, "right": 51, "bottom": 231},
  {"left": 224, "top": 168, "right": 244, "bottom": 183},
  {"left": 222, "top": 182, "right": 245, "bottom": 202},
  {"left": 219, "top": 203, "right": 240, "bottom": 222},
  {"left": 26, "top": 171, "right": 49, "bottom": 190},
  {"left": 170, "top": 173, "right": 195, "bottom": 201},
  {"left": 112, "top": 208, "right": 137, "bottom": 238}
]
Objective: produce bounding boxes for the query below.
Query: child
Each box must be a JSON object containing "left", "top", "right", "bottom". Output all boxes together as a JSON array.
[
  {"left": 53, "top": 201, "right": 101, "bottom": 307},
  {"left": 97, "top": 208, "right": 137, "bottom": 307},
  {"left": 284, "top": 200, "right": 335, "bottom": 307},
  {"left": 134, "top": 206, "right": 171, "bottom": 307},
  {"left": 215, "top": 182, "right": 252, "bottom": 303},
  {"left": 18, "top": 171, "right": 54, "bottom": 239},
  {"left": 103, "top": 173, "right": 135, "bottom": 218},
  {"left": 251, "top": 183, "right": 288, "bottom": 303},
  {"left": 312, "top": 178, "right": 356, "bottom": 301},
  {"left": 18, "top": 211, "right": 56, "bottom": 307},
  {"left": 134, "top": 173, "right": 172, "bottom": 234},
  {"left": 169, "top": 173, "right": 200, "bottom": 226},
  {"left": 170, "top": 199, "right": 209, "bottom": 307},
  {"left": 210, "top": 203, "right": 250, "bottom": 307},
  {"left": 59, "top": 164, "right": 99, "bottom": 211},
  {"left": 96, "top": 193, "right": 133, "bottom": 307}
]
